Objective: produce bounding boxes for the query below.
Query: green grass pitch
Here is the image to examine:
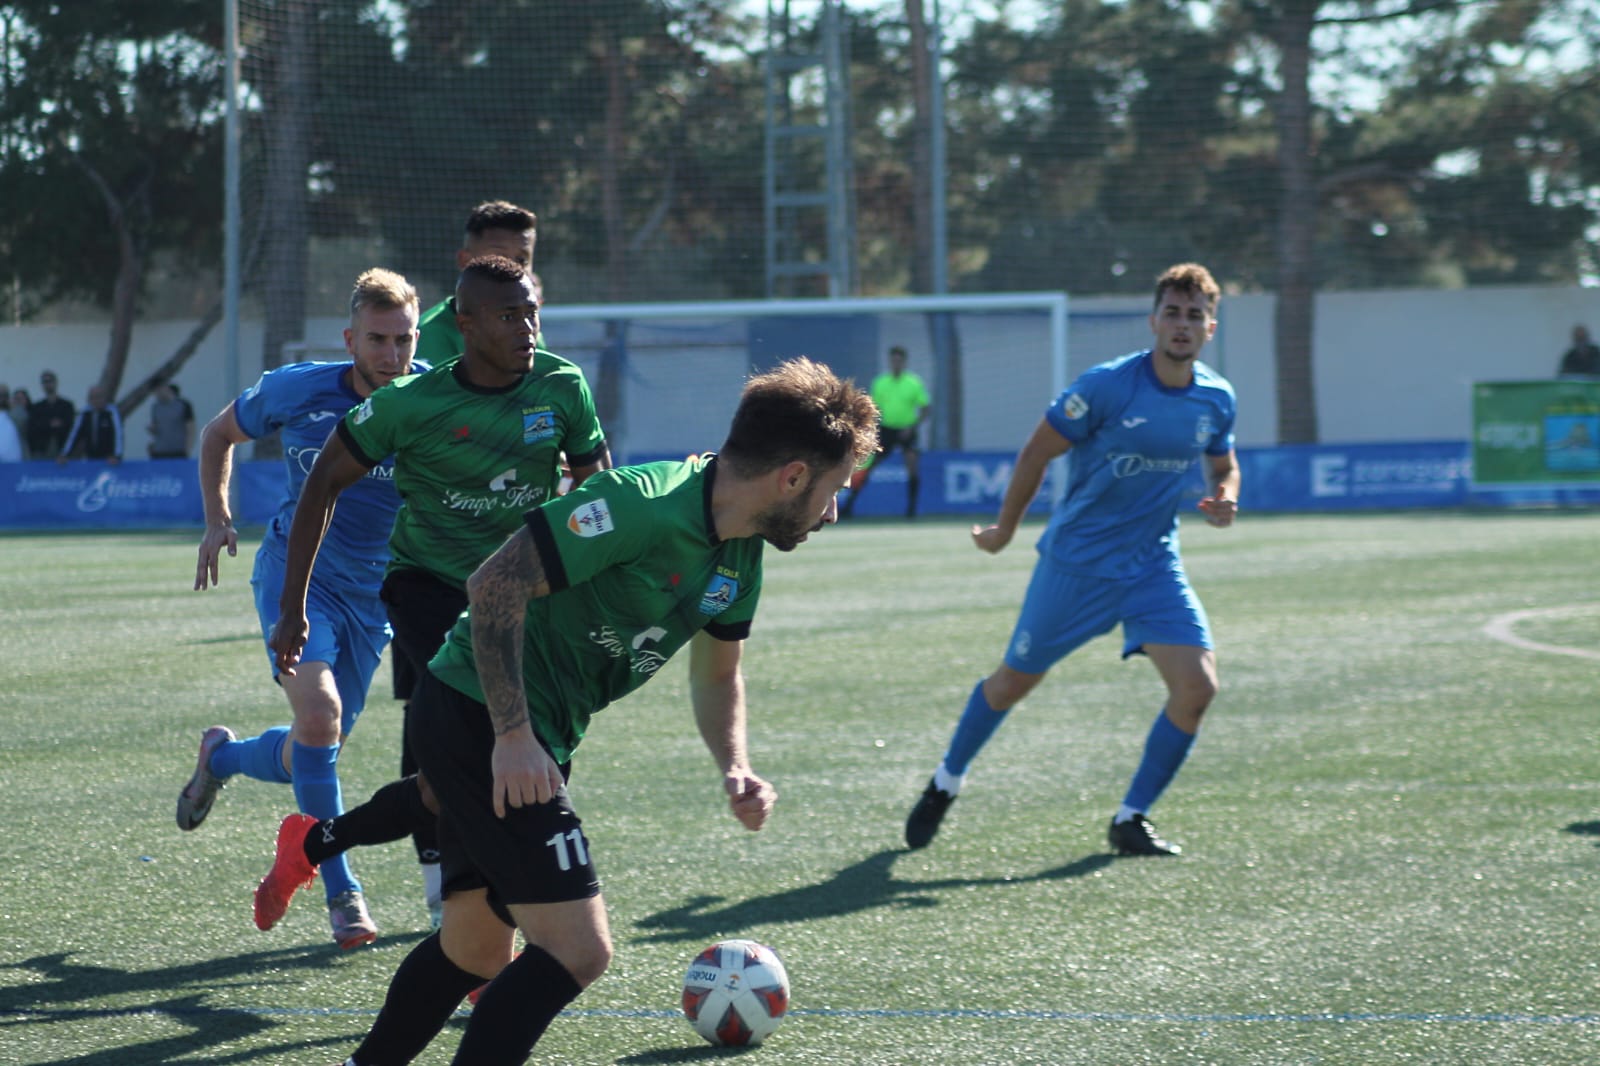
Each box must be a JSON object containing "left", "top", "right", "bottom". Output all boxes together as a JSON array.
[{"left": 2, "top": 512, "right": 1598, "bottom": 1064}]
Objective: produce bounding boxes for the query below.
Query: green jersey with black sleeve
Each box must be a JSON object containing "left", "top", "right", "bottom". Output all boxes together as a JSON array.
[
  {"left": 428, "top": 454, "right": 763, "bottom": 763},
  {"left": 415, "top": 296, "right": 463, "bottom": 366},
  {"left": 337, "top": 351, "right": 607, "bottom": 590}
]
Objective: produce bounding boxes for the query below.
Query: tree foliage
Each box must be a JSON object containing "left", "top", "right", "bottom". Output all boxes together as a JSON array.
[
  {"left": 0, "top": 2, "right": 222, "bottom": 313},
  {"left": 0, "top": 0, "right": 1596, "bottom": 440}
]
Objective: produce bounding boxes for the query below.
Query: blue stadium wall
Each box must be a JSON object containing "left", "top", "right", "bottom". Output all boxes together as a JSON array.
[{"left": 3, "top": 440, "right": 1596, "bottom": 529}]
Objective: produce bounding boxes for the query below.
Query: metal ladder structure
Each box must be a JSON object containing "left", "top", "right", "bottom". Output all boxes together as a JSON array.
[{"left": 764, "top": 0, "right": 856, "bottom": 298}]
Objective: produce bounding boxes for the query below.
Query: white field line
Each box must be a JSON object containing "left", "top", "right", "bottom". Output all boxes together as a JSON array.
[{"left": 1482, "top": 605, "right": 1600, "bottom": 662}]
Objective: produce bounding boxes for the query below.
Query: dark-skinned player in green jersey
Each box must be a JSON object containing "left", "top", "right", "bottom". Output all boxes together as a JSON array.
[
  {"left": 261, "top": 256, "right": 610, "bottom": 934},
  {"left": 399, "top": 200, "right": 546, "bottom": 907},
  {"left": 322, "top": 357, "right": 878, "bottom": 1066}
]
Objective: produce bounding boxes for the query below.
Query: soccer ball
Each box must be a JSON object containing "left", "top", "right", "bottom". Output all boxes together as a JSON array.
[{"left": 681, "top": 938, "right": 790, "bottom": 1046}]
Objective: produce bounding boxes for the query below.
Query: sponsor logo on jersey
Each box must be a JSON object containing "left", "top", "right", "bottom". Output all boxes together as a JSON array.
[
  {"left": 307, "top": 410, "right": 341, "bottom": 423},
  {"left": 287, "top": 444, "right": 394, "bottom": 480},
  {"left": 445, "top": 483, "right": 544, "bottom": 515},
  {"left": 699, "top": 573, "right": 739, "bottom": 615},
  {"left": 523, "top": 407, "right": 557, "bottom": 444},
  {"left": 590, "top": 625, "right": 669, "bottom": 677},
  {"left": 1063, "top": 393, "right": 1089, "bottom": 420},
  {"left": 567, "top": 498, "right": 614, "bottom": 537},
  {"left": 352, "top": 399, "right": 375, "bottom": 425},
  {"left": 1121, "top": 416, "right": 1147, "bottom": 429},
  {"left": 1109, "top": 452, "right": 1195, "bottom": 478}
]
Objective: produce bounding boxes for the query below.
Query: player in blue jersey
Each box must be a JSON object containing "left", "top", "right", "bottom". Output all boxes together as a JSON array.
[
  {"left": 905, "top": 262, "right": 1241, "bottom": 857},
  {"left": 179, "top": 268, "right": 423, "bottom": 948}
]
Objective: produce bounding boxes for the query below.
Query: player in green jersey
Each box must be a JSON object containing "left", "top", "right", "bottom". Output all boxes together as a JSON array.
[
  {"left": 416, "top": 200, "right": 538, "bottom": 366},
  {"left": 401, "top": 201, "right": 541, "bottom": 734},
  {"left": 262, "top": 256, "right": 610, "bottom": 934},
  {"left": 333, "top": 357, "right": 878, "bottom": 1066}
]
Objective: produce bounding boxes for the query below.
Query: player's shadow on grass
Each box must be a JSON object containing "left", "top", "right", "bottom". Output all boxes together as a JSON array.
[
  {"left": 0, "top": 937, "right": 423, "bottom": 1065},
  {"left": 1563, "top": 820, "right": 1600, "bottom": 842},
  {"left": 632, "top": 848, "right": 1113, "bottom": 946}
]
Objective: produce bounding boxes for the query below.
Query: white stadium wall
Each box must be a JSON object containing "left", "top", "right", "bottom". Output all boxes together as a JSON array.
[{"left": 2, "top": 284, "right": 1597, "bottom": 456}]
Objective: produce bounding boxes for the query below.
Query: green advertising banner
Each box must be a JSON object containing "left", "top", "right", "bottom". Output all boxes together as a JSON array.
[{"left": 1472, "top": 379, "right": 1600, "bottom": 486}]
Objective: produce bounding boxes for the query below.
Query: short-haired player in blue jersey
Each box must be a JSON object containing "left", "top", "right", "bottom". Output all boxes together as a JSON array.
[
  {"left": 905, "top": 262, "right": 1241, "bottom": 857},
  {"left": 178, "top": 268, "right": 424, "bottom": 948}
]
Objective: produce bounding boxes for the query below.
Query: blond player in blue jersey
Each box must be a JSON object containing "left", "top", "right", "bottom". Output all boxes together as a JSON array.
[
  {"left": 905, "top": 262, "right": 1240, "bottom": 858},
  {"left": 179, "top": 269, "right": 423, "bottom": 948}
]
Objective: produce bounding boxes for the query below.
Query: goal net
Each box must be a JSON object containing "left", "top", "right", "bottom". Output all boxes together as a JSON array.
[{"left": 538, "top": 293, "right": 1069, "bottom": 462}]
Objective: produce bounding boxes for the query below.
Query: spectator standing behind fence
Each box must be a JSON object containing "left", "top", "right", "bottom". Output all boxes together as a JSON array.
[
  {"left": 8, "top": 389, "right": 30, "bottom": 458},
  {"left": 58, "top": 385, "right": 123, "bottom": 464},
  {"left": 841, "top": 345, "right": 931, "bottom": 519},
  {"left": 147, "top": 381, "right": 196, "bottom": 458},
  {"left": 28, "top": 370, "right": 75, "bottom": 459},
  {"left": 1557, "top": 325, "right": 1600, "bottom": 378}
]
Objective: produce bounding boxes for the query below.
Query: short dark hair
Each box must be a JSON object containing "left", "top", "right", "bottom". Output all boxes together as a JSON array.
[
  {"left": 720, "top": 357, "right": 879, "bottom": 478},
  {"left": 465, "top": 200, "right": 537, "bottom": 240},
  {"left": 455, "top": 255, "right": 533, "bottom": 313},
  {"left": 1153, "top": 262, "right": 1221, "bottom": 313}
]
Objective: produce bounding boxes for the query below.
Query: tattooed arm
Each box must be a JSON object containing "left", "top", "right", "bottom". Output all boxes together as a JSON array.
[{"left": 465, "top": 526, "right": 558, "bottom": 815}]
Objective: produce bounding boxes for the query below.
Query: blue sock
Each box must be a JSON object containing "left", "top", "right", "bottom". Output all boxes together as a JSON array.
[
  {"left": 942, "top": 680, "right": 1011, "bottom": 777},
  {"left": 291, "top": 741, "right": 360, "bottom": 899},
  {"left": 210, "top": 725, "right": 292, "bottom": 783},
  {"left": 1121, "top": 710, "right": 1196, "bottom": 814}
]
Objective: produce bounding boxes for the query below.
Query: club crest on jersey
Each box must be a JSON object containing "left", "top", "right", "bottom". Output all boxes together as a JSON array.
[
  {"left": 1063, "top": 393, "right": 1089, "bottom": 420},
  {"left": 523, "top": 408, "right": 556, "bottom": 444},
  {"left": 566, "top": 499, "right": 614, "bottom": 537},
  {"left": 1194, "top": 415, "right": 1214, "bottom": 444},
  {"left": 353, "top": 398, "right": 375, "bottom": 425},
  {"left": 699, "top": 571, "right": 739, "bottom": 615}
]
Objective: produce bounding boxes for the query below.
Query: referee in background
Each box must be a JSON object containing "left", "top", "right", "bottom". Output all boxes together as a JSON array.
[{"left": 842, "top": 345, "right": 930, "bottom": 518}]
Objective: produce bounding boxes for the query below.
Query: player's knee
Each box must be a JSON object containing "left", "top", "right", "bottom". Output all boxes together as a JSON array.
[
  {"left": 1168, "top": 673, "right": 1218, "bottom": 721},
  {"left": 984, "top": 669, "right": 1040, "bottom": 710},
  {"left": 441, "top": 901, "right": 517, "bottom": 979},
  {"left": 562, "top": 935, "right": 613, "bottom": 989},
  {"left": 289, "top": 711, "right": 341, "bottom": 747}
]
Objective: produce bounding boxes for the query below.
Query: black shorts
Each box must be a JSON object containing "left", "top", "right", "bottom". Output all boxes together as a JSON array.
[
  {"left": 382, "top": 568, "right": 469, "bottom": 701},
  {"left": 878, "top": 424, "right": 919, "bottom": 455},
  {"left": 409, "top": 669, "right": 596, "bottom": 917}
]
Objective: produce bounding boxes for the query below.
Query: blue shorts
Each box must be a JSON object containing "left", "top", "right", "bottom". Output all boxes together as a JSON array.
[
  {"left": 251, "top": 545, "right": 390, "bottom": 736},
  {"left": 1002, "top": 556, "right": 1211, "bottom": 674}
]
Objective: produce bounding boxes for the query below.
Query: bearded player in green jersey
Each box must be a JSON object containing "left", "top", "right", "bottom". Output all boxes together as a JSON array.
[
  {"left": 326, "top": 357, "right": 877, "bottom": 1066},
  {"left": 263, "top": 256, "right": 610, "bottom": 934}
]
